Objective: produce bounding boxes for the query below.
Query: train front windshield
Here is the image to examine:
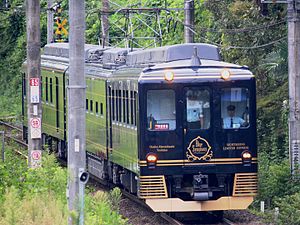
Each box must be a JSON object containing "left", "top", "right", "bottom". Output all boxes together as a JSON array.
[{"left": 146, "top": 87, "right": 251, "bottom": 131}]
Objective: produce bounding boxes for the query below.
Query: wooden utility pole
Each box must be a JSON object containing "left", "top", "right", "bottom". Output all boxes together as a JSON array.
[
  {"left": 26, "top": 0, "right": 42, "bottom": 168},
  {"left": 184, "top": 0, "right": 194, "bottom": 43},
  {"left": 287, "top": 0, "right": 300, "bottom": 176},
  {"left": 68, "top": 0, "right": 88, "bottom": 224},
  {"left": 101, "top": 0, "right": 110, "bottom": 47},
  {"left": 47, "top": 0, "right": 54, "bottom": 43}
]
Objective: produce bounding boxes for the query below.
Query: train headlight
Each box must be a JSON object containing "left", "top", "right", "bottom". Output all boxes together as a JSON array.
[
  {"left": 146, "top": 153, "right": 158, "bottom": 169},
  {"left": 221, "top": 69, "right": 231, "bottom": 80},
  {"left": 164, "top": 71, "right": 174, "bottom": 82},
  {"left": 242, "top": 151, "right": 252, "bottom": 164}
]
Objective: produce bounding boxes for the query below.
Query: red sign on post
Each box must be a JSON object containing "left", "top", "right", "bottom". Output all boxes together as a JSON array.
[
  {"left": 30, "top": 78, "right": 40, "bottom": 103},
  {"left": 31, "top": 150, "right": 42, "bottom": 168},
  {"left": 31, "top": 118, "right": 41, "bottom": 128},
  {"left": 30, "top": 117, "right": 41, "bottom": 139},
  {"left": 31, "top": 150, "right": 42, "bottom": 160},
  {"left": 30, "top": 78, "right": 39, "bottom": 86}
]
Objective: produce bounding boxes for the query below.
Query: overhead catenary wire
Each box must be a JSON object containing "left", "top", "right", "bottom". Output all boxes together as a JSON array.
[
  {"left": 174, "top": 17, "right": 287, "bottom": 49},
  {"left": 1, "top": 0, "right": 287, "bottom": 50}
]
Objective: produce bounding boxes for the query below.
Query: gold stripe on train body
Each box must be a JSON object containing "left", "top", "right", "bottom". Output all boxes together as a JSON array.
[{"left": 139, "top": 157, "right": 258, "bottom": 166}]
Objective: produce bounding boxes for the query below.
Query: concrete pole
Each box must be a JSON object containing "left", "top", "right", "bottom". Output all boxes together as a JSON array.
[
  {"left": 101, "top": 0, "right": 109, "bottom": 47},
  {"left": 68, "top": 0, "right": 86, "bottom": 224},
  {"left": 47, "top": 0, "right": 54, "bottom": 44},
  {"left": 184, "top": 0, "right": 194, "bottom": 43},
  {"left": 26, "top": 0, "right": 42, "bottom": 168},
  {"left": 288, "top": 0, "right": 300, "bottom": 177}
]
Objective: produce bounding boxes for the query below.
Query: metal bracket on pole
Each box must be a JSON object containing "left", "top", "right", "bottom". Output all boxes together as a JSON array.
[{"left": 67, "top": 85, "right": 87, "bottom": 89}]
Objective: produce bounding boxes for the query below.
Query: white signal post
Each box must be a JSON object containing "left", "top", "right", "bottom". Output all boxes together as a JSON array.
[
  {"left": 26, "top": 0, "right": 42, "bottom": 168},
  {"left": 68, "top": 0, "right": 87, "bottom": 224}
]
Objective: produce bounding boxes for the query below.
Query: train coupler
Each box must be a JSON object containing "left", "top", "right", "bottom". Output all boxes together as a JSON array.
[{"left": 192, "top": 174, "right": 212, "bottom": 200}]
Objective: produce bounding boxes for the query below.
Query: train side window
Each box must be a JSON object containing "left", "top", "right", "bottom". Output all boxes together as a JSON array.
[
  {"left": 118, "top": 90, "right": 122, "bottom": 122},
  {"left": 90, "top": 100, "right": 93, "bottom": 113},
  {"left": 126, "top": 90, "right": 129, "bottom": 124},
  {"left": 123, "top": 90, "right": 126, "bottom": 123},
  {"left": 100, "top": 103, "right": 103, "bottom": 116},
  {"left": 130, "top": 91, "right": 134, "bottom": 125},
  {"left": 46, "top": 77, "right": 48, "bottom": 102},
  {"left": 134, "top": 91, "right": 137, "bottom": 126},
  {"left": 86, "top": 99, "right": 88, "bottom": 112},
  {"left": 112, "top": 89, "right": 115, "bottom": 121},
  {"left": 96, "top": 101, "right": 99, "bottom": 115},
  {"left": 186, "top": 89, "right": 210, "bottom": 130},
  {"left": 147, "top": 89, "right": 176, "bottom": 131},
  {"left": 116, "top": 89, "right": 119, "bottom": 121},
  {"left": 50, "top": 78, "right": 53, "bottom": 103},
  {"left": 221, "top": 88, "right": 250, "bottom": 129}
]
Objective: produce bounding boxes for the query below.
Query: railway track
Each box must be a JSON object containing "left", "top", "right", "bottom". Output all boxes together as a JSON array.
[
  {"left": 120, "top": 185, "right": 236, "bottom": 225},
  {"left": 0, "top": 119, "right": 28, "bottom": 159}
]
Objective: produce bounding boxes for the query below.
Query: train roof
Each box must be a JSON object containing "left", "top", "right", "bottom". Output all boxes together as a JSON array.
[
  {"left": 40, "top": 43, "right": 253, "bottom": 81},
  {"left": 42, "top": 42, "right": 221, "bottom": 67}
]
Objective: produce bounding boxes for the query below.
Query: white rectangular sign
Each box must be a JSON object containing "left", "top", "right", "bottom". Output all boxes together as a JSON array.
[
  {"left": 75, "top": 139, "right": 80, "bottom": 152},
  {"left": 292, "top": 140, "right": 300, "bottom": 173},
  {"left": 30, "top": 117, "right": 41, "bottom": 139},
  {"left": 30, "top": 78, "right": 40, "bottom": 103}
]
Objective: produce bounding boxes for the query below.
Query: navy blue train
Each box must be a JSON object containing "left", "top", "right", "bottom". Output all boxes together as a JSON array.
[{"left": 23, "top": 42, "right": 257, "bottom": 220}]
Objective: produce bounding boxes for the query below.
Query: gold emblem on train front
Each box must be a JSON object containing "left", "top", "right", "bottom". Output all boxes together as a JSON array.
[{"left": 186, "top": 136, "right": 213, "bottom": 161}]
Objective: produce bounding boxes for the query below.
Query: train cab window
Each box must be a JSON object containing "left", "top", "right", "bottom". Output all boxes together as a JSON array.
[
  {"left": 86, "top": 99, "right": 88, "bottom": 112},
  {"left": 221, "top": 88, "right": 250, "bottom": 129},
  {"left": 186, "top": 89, "right": 210, "bottom": 129},
  {"left": 147, "top": 90, "right": 176, "bottom": 131}
]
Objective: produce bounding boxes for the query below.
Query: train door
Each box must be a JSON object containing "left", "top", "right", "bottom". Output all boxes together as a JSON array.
[{"left": 182, "top": 86, "right": 214, "bottom": 166}]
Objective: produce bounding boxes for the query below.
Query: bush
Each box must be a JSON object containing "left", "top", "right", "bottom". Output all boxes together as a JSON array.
[
  {"left": 275, "top": 192, "right": 300, "bottom": 225},
  {"left": 85, "top": 190, "right": 128, "bottom": 225},
  {"left": 0, "top": 187, "right": 68, "bottom": 225},
  {"left": 257, "top": 154, "right": 300, "bottom": 207}
]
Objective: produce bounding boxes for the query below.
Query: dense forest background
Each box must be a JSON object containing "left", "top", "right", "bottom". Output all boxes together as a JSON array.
[{"left": 0, "top": 0, "right": 299, "bottom": 223}]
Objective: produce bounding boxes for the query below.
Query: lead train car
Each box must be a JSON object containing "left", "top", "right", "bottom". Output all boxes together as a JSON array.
[{"left": 22, "top": 43, "right": 257, "bottom": 216}]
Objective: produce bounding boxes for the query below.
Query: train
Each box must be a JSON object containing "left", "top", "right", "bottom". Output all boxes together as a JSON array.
[{"left": 22, "top": 42, "right": 257, "bottom": 220}]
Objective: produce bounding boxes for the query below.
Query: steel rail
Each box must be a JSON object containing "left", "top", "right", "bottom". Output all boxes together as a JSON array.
[
  {"left": 0, "top": 120, "right": 23, "bottom": 132},
  {"left": 223, "top": 217, "right": 237, "bottom": 225},
  {"left": 160, "top": 213, "right": 184, "bottom": 225}
]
